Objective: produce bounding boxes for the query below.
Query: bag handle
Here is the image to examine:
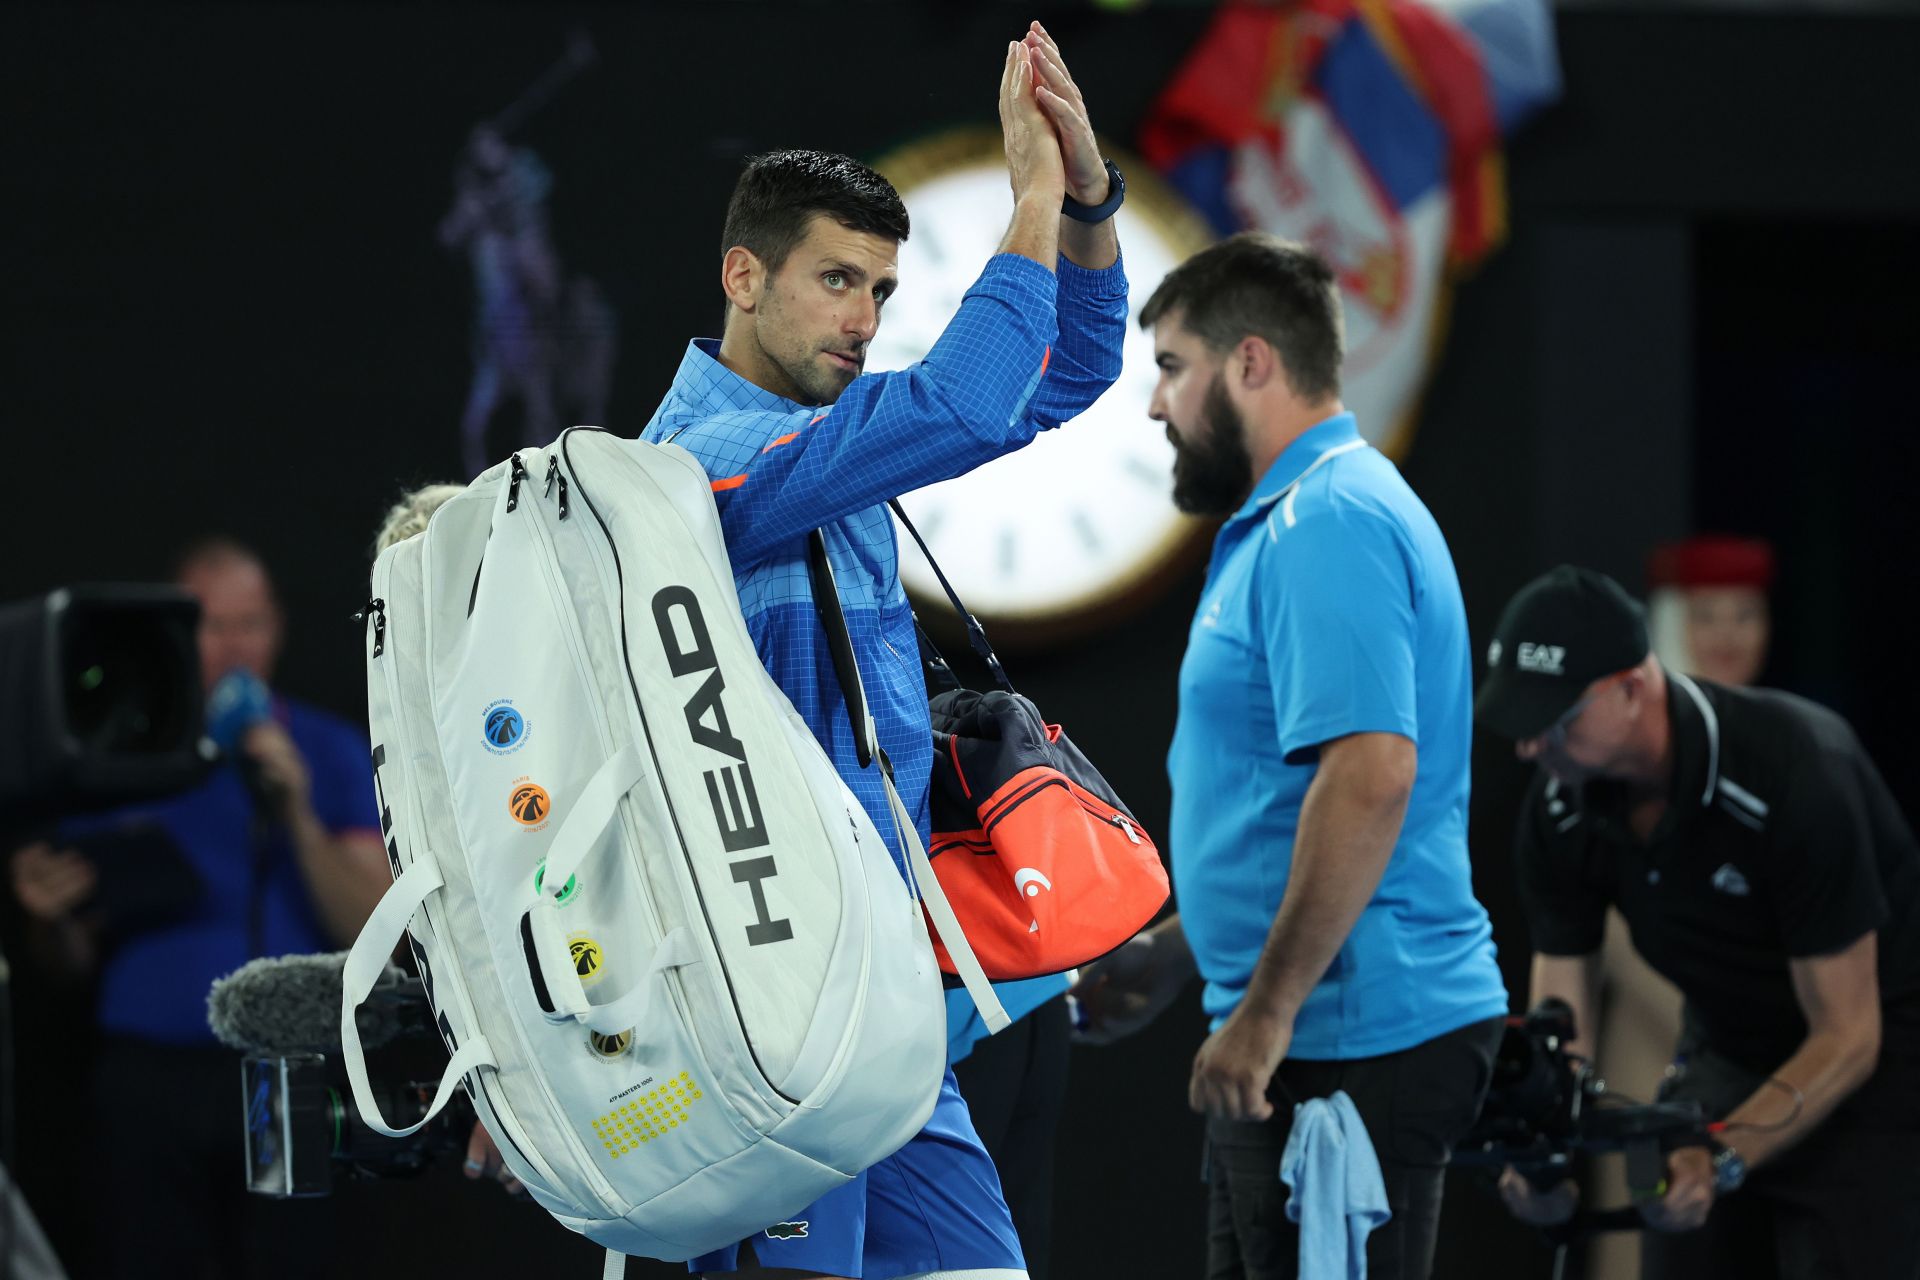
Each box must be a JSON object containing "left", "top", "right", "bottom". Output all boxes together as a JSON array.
[
  {"left": 340, "top": 851, "right": 496, "bottom": 1137},
  {"left": 887, "top": 500, "right": 1015, "bottom": 694},
  {"left": 520, "top": 743, "right": 649, "bottom": 1023},
  {"left": 807, "top": 528, "right": 1008, "bottom": 1034}
]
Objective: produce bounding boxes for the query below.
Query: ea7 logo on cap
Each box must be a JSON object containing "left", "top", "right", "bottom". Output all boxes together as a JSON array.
[{"left": 1517, "top": 643, "right": 1567, "bottom": 675}]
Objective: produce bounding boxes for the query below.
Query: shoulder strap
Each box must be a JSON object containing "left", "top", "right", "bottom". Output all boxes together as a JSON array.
[
  {"left": 804, "top": 526, "right": 1007, "bottom": 1034},
  {"left": 886, "top": 502, "right": 1014, "bottom": 694}
]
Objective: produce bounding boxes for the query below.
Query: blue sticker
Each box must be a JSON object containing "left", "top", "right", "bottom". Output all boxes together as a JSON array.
[{"left": 483, "top": 699, "right": 531, "bottom": 755}]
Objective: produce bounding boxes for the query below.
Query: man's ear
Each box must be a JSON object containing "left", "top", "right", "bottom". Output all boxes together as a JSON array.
[
  {"left": 1234, "top": 334, "right": 1283, "bottom": 393},
  {"left": 720, "top": 246, "right": 764, "bottom": 316}
]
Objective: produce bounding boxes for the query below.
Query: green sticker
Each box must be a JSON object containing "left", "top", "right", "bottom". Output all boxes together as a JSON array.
[{"left": 533, "top": 862, "right": 577, "bottom": 905}]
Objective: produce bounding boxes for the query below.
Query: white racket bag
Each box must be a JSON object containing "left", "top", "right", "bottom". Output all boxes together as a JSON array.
[{"left": 339, "top": 427, "right": 946, "bottom": 1262}]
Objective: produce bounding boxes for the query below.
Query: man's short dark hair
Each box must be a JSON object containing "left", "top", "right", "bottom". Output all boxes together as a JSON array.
[
  {"left": 172, "top": 535, "right": 267, "bottom": 583},
  {"left": 721, "top": 149, "right": 910, "bottom": 275},
  {"left": 1139, "top": 232, "right": 1344, "bottom": 403}
]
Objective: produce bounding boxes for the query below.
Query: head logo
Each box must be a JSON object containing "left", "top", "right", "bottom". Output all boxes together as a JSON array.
[
  {"left": 1013, "top": 868, "right": 1053, "bottom": 898},
  {"left": 764, "top": 1222, "right": 810, "bottom": 1241},
  {"left": 569, "top": 934, "right": 606, "bottom": 986},
  {"left": 1487, "top": 639, "right": 1503, "bottom": 668},
  {"left": 510, "top": 781, "right": 551, "bottom": 828},
  {"left": 1517, "top": 643, "right": 1567, "bottom": 676},
  {"left": 483, "top": 700, "right": 530, "bottom": 754},
  {"left": 588, "top": 1028, "right": 633, "bottom": 1060}
]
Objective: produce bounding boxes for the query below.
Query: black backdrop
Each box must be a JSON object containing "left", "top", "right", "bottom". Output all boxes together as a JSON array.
[{"left": 5, "top": 4, "right": 1918, "bottom": 1278}]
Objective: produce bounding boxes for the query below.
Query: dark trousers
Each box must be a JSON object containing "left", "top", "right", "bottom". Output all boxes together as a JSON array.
[
  {"left": 951, "top": 996, "right": 1071, "bottom": 1280},
  {"left": 1204, "top": 1017, "right": 1503, "bottom": 1280},
  {"left": 1641, "top": 1039, "right": 1920, "bottom": 1280},
  {"left": 95, "top": 1036, "right": 336, "bottom": 1280}
]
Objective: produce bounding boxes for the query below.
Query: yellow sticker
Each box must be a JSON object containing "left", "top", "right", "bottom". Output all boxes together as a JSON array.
[{"left": 568, "top": 934, "right": 606, "bottom": 987}]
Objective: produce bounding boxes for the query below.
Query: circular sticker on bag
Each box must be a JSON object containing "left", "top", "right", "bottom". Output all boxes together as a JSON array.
[
  {"left": 568, "top": 934, "right": 606, "bottom": 986},
  {"left": 482, "top": 699, "right": 531, "bottom": 755},
  {"left": 509, "top": 780, "right": 551, "bottom": 830},
  {"left": 533, "top": 861, "right": 578, "bottom": 905},
  {"left": 588, "top": 1028, "right": 633, "bottom": 1060}
]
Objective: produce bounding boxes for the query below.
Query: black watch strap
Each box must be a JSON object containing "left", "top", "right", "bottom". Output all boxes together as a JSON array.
[{"left": 1062, "top": 159, "right": 1126, "bottom": 224}]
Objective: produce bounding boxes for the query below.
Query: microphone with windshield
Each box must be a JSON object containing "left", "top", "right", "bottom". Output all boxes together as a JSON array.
[
  {"left": 207, "top": 952, "right": 469, "bottom": 1197},
  {"left": 207, "top": 951, "right": 410, "bottom": 1056}
]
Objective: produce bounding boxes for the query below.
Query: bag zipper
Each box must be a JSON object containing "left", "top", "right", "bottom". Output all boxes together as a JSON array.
[
  {"left": 560, "top": 426, "right": 801, "bottom": 1106},
  {"left": 354, "top": 597, "right": 386, "bottom": 658},
  {"left": 977, "top": 772, "right": 1145, "bottom": 848},
  {"left": 500, "top": 454, "right": 691, "bottom": 1214},
  {"left": 543, "top": 455, "right": 570, "bottom": 519},
  {"left": 506, "top": 452, "right": 528, "bottom": 512}
]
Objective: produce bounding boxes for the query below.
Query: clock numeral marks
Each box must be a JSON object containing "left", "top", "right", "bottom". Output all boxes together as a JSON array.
[
  {"left": 906, "top": 506, "right": 943, "bottom": 550},
  {"left": 1072, "top": 510, "right": 1103, "bottom": 555},
  {"left": 1124, "top": 456, "right": 1166, "bottom": 490}
]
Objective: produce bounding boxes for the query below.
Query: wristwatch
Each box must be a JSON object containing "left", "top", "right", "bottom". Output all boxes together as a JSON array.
[
  {"left": 1062, "top": 159, "right": 1126, "bottom": 223},
  {"left": 1711, "top": 1144, "right": 1748, "bottom": 1193}
]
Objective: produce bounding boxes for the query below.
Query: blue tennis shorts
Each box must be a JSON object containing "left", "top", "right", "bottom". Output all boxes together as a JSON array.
[{"left": 688, "top": 1068, "right": 1024, "bottom": 1278}]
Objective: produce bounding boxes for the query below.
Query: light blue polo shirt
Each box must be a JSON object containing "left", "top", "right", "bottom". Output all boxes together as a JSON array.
[{"left": 1168, "top": 412, "right": 1506, "bottom": 1060}]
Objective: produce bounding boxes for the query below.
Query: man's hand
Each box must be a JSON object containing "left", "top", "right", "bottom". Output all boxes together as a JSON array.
[
  {"left": 999, "top": 38, "right": 1066, "bottom": 208},
  {"left": 1021, "top": 22, "right": 1106, "bottom": 206},
  {"left": 1189, "top": 1005, "right": 1291, "bottom": 1121},
  {"left": 464, "top": 1120, "right": 525, "bottom": 1197},
  {"left": 1498, "top": 1167, "right": 1580, "bottom": 1227},
  {"left": 244, "top": 721, "right": 313, "bottom": 822},
  {"left": 1639, "top": 1145, "right": 1715, "bottom": 1233},
  {"left": 11, "top": 842, "right": 97, "bottom": 920},
  {"left": 1069, "top": 924, "right": 1192, "bottom": 1045}
]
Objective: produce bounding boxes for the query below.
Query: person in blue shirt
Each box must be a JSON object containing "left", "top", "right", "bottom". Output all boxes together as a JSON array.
[
  {"left": 1070, "top": 233, "right": 1507, "bottom": 1280},
  {"left": 7, "top": 536, "right": 390, "bottom": 1279},
  {"left": 438, "top": 22, "right": 1124, "bottom": 1280},
  {"left": 642, "top": 27, "right": 1122, "bottom": 1280}
]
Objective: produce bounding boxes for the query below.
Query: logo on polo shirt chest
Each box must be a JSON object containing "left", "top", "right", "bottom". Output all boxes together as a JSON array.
[
  {"left": 1517, "top": 643, "right": 1566, "bottom": 675},
  {"left": 1711, "top": 863, "right": 1752, "bottom": 897}
]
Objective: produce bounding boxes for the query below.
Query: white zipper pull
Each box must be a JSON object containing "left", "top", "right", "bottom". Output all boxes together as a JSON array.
[{"left": 1111, "top": 813, "right": 1140, "bottom": 845}]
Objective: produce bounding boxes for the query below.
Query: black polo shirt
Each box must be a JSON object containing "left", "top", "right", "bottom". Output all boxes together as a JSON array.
[{"left": 1514, "top": 671, "right": 1920, "bottom": 1075}]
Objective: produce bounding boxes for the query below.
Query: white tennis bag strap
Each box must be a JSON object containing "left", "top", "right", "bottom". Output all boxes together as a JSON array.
[
  {"left": 805, "top": 531, "right": 1007, "bottom": 1034},
  {"left": 339, "top": 851, "right": 495, "bottom": 1137},
  {"left": 340, "top": 744, "right": 700, "bottom": 1139},
  {"left": 518, "top": 741, "right": 700, "bottom": 1035}
]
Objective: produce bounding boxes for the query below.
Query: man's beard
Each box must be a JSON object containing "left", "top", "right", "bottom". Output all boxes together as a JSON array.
[{"left": 1170, "top": 374, "right": 1254, "bottom": 516}]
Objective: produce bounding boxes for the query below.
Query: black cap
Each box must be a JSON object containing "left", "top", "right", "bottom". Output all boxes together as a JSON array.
[{"left": 1475, "top": 566, "right": 1650, "bottom": 740}]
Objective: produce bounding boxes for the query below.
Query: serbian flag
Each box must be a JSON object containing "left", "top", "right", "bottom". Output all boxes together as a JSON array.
[{"left": 1140, "top": 0, "right": 1559, "bottom": 455}]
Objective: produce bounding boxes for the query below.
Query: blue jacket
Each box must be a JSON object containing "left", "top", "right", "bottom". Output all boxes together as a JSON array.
[{"left": 641, "top": 251, "right": 1128, "bottom": 868}]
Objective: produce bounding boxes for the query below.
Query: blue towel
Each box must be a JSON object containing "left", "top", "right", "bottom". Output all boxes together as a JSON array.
[{"left": 1279, "top": 1091, "right": 1390, "bottom": 1279}]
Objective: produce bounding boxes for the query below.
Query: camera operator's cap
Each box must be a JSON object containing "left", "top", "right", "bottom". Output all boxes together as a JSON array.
[{"left": 1475, "top": 566, "right": 1650, "bottom": 740}]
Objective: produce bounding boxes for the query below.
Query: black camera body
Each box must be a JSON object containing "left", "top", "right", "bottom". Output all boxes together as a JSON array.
[
  {"left": 241, "top": 970, "right": 472, "bottom": 1197},
  {"left": 1452, "top": 999, "right": 1709, "bottom": 1234}
]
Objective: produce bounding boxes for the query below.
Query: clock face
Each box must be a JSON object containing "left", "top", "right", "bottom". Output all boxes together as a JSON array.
[{"left": 867, "top": 130, "right": 1215, "bottom": 637}]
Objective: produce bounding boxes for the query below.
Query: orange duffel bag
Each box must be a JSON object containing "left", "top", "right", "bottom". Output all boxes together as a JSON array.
[
  {"left": 924, "top": 684, "right": 1167, "bottom": 981},
  {"left": 806, "top": 506, "right": 1169, "bottom": 985}
]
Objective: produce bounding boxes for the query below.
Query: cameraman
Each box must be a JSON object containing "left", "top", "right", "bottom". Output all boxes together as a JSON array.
[
  {"left": 1477, "top": 567, "right": 1920, "bottom": 1280},
  {"left": 8, "top": 537, "right": 391, "bottom": 1279}
]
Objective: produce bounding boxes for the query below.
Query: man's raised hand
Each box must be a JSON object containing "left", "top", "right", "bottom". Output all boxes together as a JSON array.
[
  {"left": 999, "top": 38, "right": 1067, "bottom": 208},
  {"left": 1023, "top": 21, "right": 1108, "bottom": 207}
]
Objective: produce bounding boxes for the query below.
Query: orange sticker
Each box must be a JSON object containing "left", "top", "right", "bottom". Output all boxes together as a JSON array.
[{"left": 510, "top": 781, "right": 551, "bottom": 828}]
